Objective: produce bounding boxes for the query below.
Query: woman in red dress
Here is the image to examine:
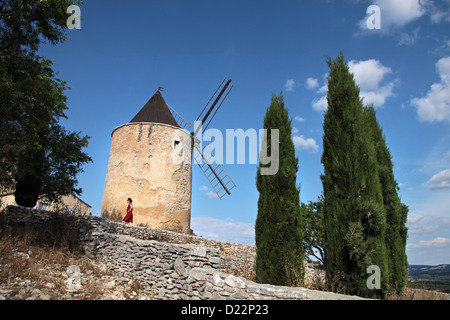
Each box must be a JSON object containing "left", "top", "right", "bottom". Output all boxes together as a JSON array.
[{"left": 123, "top": 198, "right": 133, "bottom": 224}]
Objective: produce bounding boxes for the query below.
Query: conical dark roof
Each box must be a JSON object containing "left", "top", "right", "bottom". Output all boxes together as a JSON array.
[{"left": 130, "top": 91, "right": 181, "bottom": 128}]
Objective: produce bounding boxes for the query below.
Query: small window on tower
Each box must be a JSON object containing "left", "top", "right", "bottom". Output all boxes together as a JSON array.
[{"left": 173, "top": 139, "right": 180, "bottom": 148}]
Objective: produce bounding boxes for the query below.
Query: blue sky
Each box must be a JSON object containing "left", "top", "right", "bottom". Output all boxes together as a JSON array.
[{"left": 39, "top": 0, "right": 450, "bottom": 265}]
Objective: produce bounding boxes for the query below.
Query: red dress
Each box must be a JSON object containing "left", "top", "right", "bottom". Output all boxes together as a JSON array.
[{"left": 123, "top": 204, "right": 133, "bottom": 223}]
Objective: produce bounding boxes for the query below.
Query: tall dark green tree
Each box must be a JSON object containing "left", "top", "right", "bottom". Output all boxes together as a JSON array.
[
  {"left": 363, "top": 106, "right": 408, "bottom": 295},
  {"left": 255, "top": 93, "right": 304, "bottom": 286},
  {"left": 321, "top": 53, "right": 388, "bottom": 299},
  {"left": 0, "top": 0, "right": 90, "bottom": 206}
]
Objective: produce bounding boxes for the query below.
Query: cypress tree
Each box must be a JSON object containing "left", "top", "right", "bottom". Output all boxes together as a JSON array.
[
  {"left": 363, "top": 106, "right": 409, "bottom": 295},
  {"left": 255, "top": 93, "right": 304, "bottom": 286},
  {"left": 321, "top": 53, "right": 388, "bottom": 299}
]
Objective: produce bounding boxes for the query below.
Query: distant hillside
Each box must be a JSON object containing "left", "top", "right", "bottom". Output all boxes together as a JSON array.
[{"left": 408, "top": 264, "right": 450, "bottom": 293}]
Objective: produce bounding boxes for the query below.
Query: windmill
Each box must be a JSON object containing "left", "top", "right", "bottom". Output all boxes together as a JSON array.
[
  {"left": 102, "top": 78, "right": 236, "bottom": 232},
  {"left": 169, "top": 78, "right": 237, "bottom": 199}
]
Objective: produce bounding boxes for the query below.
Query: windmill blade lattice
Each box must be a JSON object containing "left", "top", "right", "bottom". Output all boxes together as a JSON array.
[
  {"left": 166, "top": 77, "right": 236, "bottom": 199},
  {"left": 194, "top": 78, "right": 233, "bottom": 136},
  {"left": 194, "top": 144, "right": 236, "bottom": 199},
  {"left": 168, "top": 105, "right": 191, "bottom": 131}
]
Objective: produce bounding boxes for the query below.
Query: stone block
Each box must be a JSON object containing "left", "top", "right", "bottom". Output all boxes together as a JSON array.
[
  {"left": 208, "top": 257, "right": 221, "bottom": 265},
  {"left": 189, "top": 268, "right": 207, "bottom": 281},
  {"left": 285, "top": 290, "right": 306, "bottom": 299},
  {"left": 224, "top": 275, "right": 246, "bottom": 289},
  {"left": 223, "top": 285, "right": 236, "bottom": 293},
  {"left": 232, "top": 291, "right": 249, "bottom": 300},
  {"left": 260, "top": 286, "right": 275, "bottom": 296},
  {"left": 246, "top": 284, "right": 261, "bottom": 294},
  {"left": 190, "top": 247, "right": 207, "bottom": 257},
  {"left": 274, "top": 288, "right": 291, "bottom": 298},
  {"left": 213, "top": 292, "right": 226, "bottom": 300},
  {"left": 208, "top": 273, "right": 224, "bottom": 287},
  {"left": 173, "top": 257, "right": 188, "bottom": 277}
]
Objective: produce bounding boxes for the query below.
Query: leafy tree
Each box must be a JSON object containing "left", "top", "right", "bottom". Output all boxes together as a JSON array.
[
  {"left": 0, "top": 0, "right": 90, "bottom": 206},
  {"left": 363, "top": 105, "right": 408, "bottom": 295},
  {"left": 302, "top": 195, "right": 325, "bottom": 265},
  {"left": 255, "top": 93, "right": 304, "bottom": 286},
  {"left": 321, "top": 53, "right": 388, "bottom": 299}
]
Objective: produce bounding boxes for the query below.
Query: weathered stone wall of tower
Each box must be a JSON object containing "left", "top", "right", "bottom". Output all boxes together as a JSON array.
[{"left": 101, "top": 122, "right": 192, "bottom": 233}]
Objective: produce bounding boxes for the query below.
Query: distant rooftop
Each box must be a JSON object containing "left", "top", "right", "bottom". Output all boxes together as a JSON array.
[{"left": 130, "top": 91, "right": 181, "bottom": 128}]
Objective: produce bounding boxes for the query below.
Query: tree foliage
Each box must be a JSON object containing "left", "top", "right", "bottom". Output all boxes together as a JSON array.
[
  {"left": 255, "top": 93, "right": 304, "bottom": 286},
  {"left": 363, "top": 105, "right": 409, "bottom": 295},
  {"left": 0, "top": 0, "right": 90, "bottom": 206},
  {"left": 321, "top": 53, "right": 388, "bottom": 299}
]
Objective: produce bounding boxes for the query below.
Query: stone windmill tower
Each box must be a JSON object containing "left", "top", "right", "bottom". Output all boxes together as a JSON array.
[
  {"left": 102, "top": 79, "right": 236, "bottom": 234},
  {"left": 101, "top": 89, "right": 193, "bottom": 233}
]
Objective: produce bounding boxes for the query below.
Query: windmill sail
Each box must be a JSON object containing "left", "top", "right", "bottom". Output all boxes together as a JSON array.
[
  {"left": 194, "top": 78, "right": 233, "bottom": 136},
  {"left": 190, "top": 78, "right": 236, "bottom": 199},
  {"left": 194, "top": 143, "right": 236, "bottom": 199},
  {"left": 168, "top": 105, "right": 191, "bottom": 131},
  {"left": 167, "top": 78, "right": 236, "bottom": 199}
]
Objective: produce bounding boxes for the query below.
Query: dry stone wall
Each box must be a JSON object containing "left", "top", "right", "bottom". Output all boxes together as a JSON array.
[{"left": 2, "top": 206, "right": 364, "bottom": 300}]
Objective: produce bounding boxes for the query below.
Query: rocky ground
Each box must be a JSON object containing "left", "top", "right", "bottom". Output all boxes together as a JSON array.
[
  {"left": 0, "top": 234, "right": 155, "bottom": 300},
  {"left": 1, "top": 217, "right": 448, "bottom": 301}
]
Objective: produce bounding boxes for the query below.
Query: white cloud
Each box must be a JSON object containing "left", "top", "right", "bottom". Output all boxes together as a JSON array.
[
  {"left": 407, "top": 212, "right": 423, "bottom": 224},
  {"left": 306, "top": 74, "right": 328, "bottom": 112},
  {"left": 408, "top": 214, "right": 442, "bottom": 235},
  {"left": 407, "top": 237, "right": 450, "bottom": 249},
  {"left": 359, "top": 0, "right": 426, "bottom": 31},
  {"left": 318, "top": 83, "right": 328, "bottom": 94},
  {"left": 407, "top": 205, "right": 450, "bottom": 237},
  {"left": 309, "top": 59, "right": 395, "bottom": 112},
  {"left": 305, "top": 77, "right": 319, "bottom": 90},
  {"left": 312, "top": 96, "right": 327, "bottom": 112},
  {"left": 294, "top": 116, "right": 305, "bottom": 122},
  {"left": 318, "top": 73, "right": 329, "bottom": 93},
  {"left": 430, "top": 39, "right": 450, "bottom": 56},
  {"left": 191, "top": 217, "right": 255, "bottom": 245},
  {"left": 293, "top": 135, "right": 319, "bottom": 153},
  {"left": 292, "top": 127, "right": 299, "bottom": 134},
  {"left": 199, "top": 185, "right": 219, "bottom": 198},
  {"left": 405, "top": 192, "right": 450, "bottom": 263},
  {"left": 412, "top": 56, "right": 450, "bottom": 123},
  {"left": 206, "top": 191, "right": 218, "bottom": 199},
  {"left": 348, "top": 59, "right": 395, "bottom": 107},
  {"left": 438, "top": 57, "right": 450, "bottom": 82},
  {"left": 349, "top": 59, "right": 391, "bottom": 90},
  {"left": 378, "top": 0, "right": 426, "bottom": 27},
  {"left": 422, "top": 0, "right": 450, "bottom": 23},
  {"left": 285, "top": 79, "right": 296, "bottom": 92},
  {"left": 359, "top": 83, "right": 395, "bottom": 107},
  {"left": 398, "top": 28, "right": 420, "bottom": 46},
  {"left": 425, "top": 169, "right": 450, "bottom": 190}
]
